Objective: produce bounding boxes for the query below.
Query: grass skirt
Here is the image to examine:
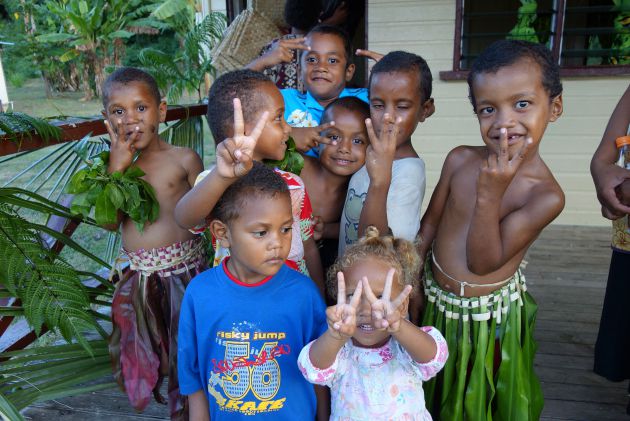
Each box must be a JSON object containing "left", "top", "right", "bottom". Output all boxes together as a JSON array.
[
  {"left": 421, "top": 261, "right": 543, "bottom": 420},
  {"left": 109, "top": 236, "right": 207, "bottom": 420}
]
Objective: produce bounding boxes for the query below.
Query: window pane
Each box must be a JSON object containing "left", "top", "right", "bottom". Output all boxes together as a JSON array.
[
  {"left": 561, "top": 0, "right": 630, "bottom": 66},
  {"left": 461, "top": 0, "right": 555, "bottom": 69}
]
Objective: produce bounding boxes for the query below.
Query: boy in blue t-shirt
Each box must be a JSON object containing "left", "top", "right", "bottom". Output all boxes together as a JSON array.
[{"left": 178, "top": 162, "right": 327, "bottom": 420}]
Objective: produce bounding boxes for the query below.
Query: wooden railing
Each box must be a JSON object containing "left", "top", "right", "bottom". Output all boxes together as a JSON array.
[
  {"left": 0, "top": 103, "right": 207, "bottom": 354},
  {"left": 0, "top": 103, "right": 207, "bottom": 156}
]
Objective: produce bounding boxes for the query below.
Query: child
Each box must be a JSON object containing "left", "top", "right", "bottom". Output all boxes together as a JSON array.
[
  {"left": 300, "top": 96, "right": 370, "bottom": 274},
  {"left": 297, "top": 227, "right": 448, "bottom": 420},
  {"left": 177, "top": 162, "right": 327, "bottom": 420},
  {"left": 101, "top": 67, "right": 205, "bottom": 420},
  {"left": 417, "top": 39, "right": 565, "bottom": 420},
  {"left": 339, "top": 50, "right": 435, "bottom": 255},
  {"left": 280, "top": 24, "right": 370, "bottom": 153},
  {"left": 174, "top": 69, "right": 324, "bottom": 291}
]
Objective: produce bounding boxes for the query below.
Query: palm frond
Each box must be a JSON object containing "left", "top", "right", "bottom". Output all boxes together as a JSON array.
[
  {"left": 0, "top": 112, "right": 62, "bottom": 144},
  {"left": 0, "top": 340, "right": 114, "bottom": 412},
  {"left": 161, "top": 115, "right": 204, "bottom": 157}
]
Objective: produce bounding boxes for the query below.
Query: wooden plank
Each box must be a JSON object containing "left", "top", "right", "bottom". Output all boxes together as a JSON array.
[{"left": 541, "top": 399, "right": 628, "bottom": 421}]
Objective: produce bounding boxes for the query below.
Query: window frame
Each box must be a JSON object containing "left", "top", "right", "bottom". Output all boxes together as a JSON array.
[{"left": 440, "top": 0, "right": 630, "bottom": 81}]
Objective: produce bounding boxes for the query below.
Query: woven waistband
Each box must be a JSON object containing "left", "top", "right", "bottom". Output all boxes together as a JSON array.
[
  {"left": 424, "top": 263, "right": 526, "bottom": 325},
  {"left": 122, "top": 236, "right": 206, "bottom": 277}
]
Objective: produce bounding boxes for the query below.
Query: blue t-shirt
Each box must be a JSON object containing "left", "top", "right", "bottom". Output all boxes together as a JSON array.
[
  {"left": 282, "top": 87, "right": 368, "bottom": 158},
  {"left": 281, "top": 87, "right": 368, "bottom": 128},
  {"left": 178, "top": 261, "right": 327, "bottom": 420}
]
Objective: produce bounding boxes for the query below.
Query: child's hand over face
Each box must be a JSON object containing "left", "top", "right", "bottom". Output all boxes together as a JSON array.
[
  {"left": 291, "top": 122, "right": 337, "bottom": 152},
  {"left": 327, "top": 272, "right": 363, "bottom": 340},
  {"left": 477, "top": 128, "right": 532, "bottom": 201},
  {"left": 362, "top": 268, "right": 412, "bottom": 333},
  {"left": 365, "top": 114, "right": 401, "bottom": 187},
  {"left": 105, "top": 118, "right": 141, "bottom": 174},
  {"left": 263, "top": 37, "right": 310, "bottom": 66},
  {"left": 216, "top": 98, "right": 268, "bottom": 179}
]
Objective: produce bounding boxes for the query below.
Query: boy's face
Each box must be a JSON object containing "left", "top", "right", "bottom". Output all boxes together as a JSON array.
[
  {"left": 301, "top": 33, "right": 355, "bottom": 106},
  {"left": 319, "top": 107, "right": 368, "bottom": 177},
  {"left": 214, "top": 193, "right": 293, "bottom": 284},
  {"left": 369, "top": 71, "right": 434, "bottom": 147},
  {"left": 343, "top": 258, "right": 407, "bottom": 348},
  {"left": 471, "top": 58, "right": 563, "bottom": 158},
  {"left": 102, "top": 81, "right": 166, "bottom": 151},
  {"left": 249, "top": 82, "right": 291, "bottom": 162}
]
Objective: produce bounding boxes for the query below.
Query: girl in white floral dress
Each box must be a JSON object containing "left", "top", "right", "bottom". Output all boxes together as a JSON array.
[{"left": 298, "top": 227, "right": 448, "bottom": 420}]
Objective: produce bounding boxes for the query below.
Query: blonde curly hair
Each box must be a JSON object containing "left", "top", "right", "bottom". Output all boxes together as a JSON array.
[{"left": 327, "top": 226, "right": 421, "bottom": 299}]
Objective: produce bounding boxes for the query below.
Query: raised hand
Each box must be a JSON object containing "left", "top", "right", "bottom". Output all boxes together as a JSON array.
[
  {"left": 215, "top": 98, "right": 268, "bottom": 179},
  {"left": 327, "top": 272, "right": 363, "bottom": 340},
  {"left": 362, "top": 268, "right": 412, "bottom": 333},
  {"left": 355, "top": 49, "right": 384, "bottom": 63},
  {"left": 312, "top": 215, "right": 324, "bottom": 242},
  {"left": 291, "top": 122, "right": 337, "bottom": 152},
  {"left": 365, "top": 113, "right": 400, "bottom": 185},
  {"left": 105, "top": 118, "right": 141, "bottom": 174},
  {"left": 478, "top": 128, "right": 532, "bottom": 199},
  {"left": 265, "top": 37, "right": 310, "bottom": 66}
]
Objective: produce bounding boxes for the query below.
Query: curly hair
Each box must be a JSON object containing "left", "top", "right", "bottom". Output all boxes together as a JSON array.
[
  {"left": 467, "top": 39, "right": 563, "bottom": 110},
  {"left": 206, "top": 69, "right": 273, "bottom": 146},
  {"left": 102, "top": 67, "right": 161, "bottom": 109},
  {"left": 327, "top": 226, "right": 421, "bottom": 299},
  {"left": 211, "top": 162, "right": 289, "bottom": 224},
  {"left": 369, "top": 51, "right": 433, "bottom": 103}
]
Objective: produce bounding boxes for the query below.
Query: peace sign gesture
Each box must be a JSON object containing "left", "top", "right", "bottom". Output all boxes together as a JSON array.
[
  {"left": 364, "top": 113, "right": 401, "bottom": 186},
  {"left": 215, "top": 98, "right": 268, "bottom": 179},
  {"left": 327, "top": 272, "right": 363, "bottom": 340},
  {"left": 105, "top": 118, "right": 141, "bottom": 174},
  {"left": 362, "top": 268, "right": 412, "bottom": 333},
  {"left": 478, "top": 127, "right": 532, "bottom": 198}
]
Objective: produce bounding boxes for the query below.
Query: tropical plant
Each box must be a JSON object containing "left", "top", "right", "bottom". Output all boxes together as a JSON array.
[
  {"left": 0, "top": 111, "right": 62, "bottom": 143},
  {"left": 35, "top": 0, "right": 155, "bottom": 100},
  {"left": 139, "top": 12, "right": 226, "bottom": 103}
]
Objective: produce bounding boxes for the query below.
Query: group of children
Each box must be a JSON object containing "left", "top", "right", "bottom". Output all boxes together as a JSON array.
[{"left": 99, "top": 21, "right": 566, "bottom": 421}]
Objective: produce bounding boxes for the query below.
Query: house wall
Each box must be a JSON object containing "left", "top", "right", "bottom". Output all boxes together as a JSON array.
[{"left": 368, "top": 0, "right": 630, "bottom": 226}]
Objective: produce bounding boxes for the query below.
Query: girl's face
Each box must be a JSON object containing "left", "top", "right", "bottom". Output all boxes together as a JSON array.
[{"left": 342, "top": 258, "right": 407, "bottom": 348}]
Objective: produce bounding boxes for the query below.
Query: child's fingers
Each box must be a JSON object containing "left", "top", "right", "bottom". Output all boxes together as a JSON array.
[
  {"left": 103, "top": 119, "right": 117, "bottom": 142},
  {"left": 315, "top": 134, "right": 336, "bottom": 146},
  {"left": 248, "top": 111, "right": 269, "bottom": 142},
  {"left": 382, "top": 268, "right": 396, "bottom": 302},
  {"left": 349, "top": 280, "right": 363, "bottom": 309},
  {"left": 127, "top": 126, "right": 141, "bottom": 151},
  {"left": 336, "top": 272, "right": 347, "bottom": 306},
  {"left": 387, "top": 117, "right": 401, "bottom": 148},
  {"left": 283, "top": 38, "right": 310, "bottom": 51},
  {"left": 498, "top": 128, "right": 509, "bottom": 165},
  {"left": 355, "top": 49, "right": 384, "bottom": 62},
  {"left": 511, "top": 136, "right": 532, "bottom": 166},
  {"left": 233, "top": 98, "right": 245, "bottom": 137},
  {"left": 391, "top": 284, "right": 413, "bottom": 309},
  {"left": 361, "top": 276, "right": 378, "bottom": 304},
  {"left": 365, "top": 118, "right": 379, "bottom": 145},
  {"left": 116, "top": 119, "right": 126, "bottom": 143}
]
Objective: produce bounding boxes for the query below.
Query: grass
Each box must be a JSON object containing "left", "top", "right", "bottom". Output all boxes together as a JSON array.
[{"left": 3, "top": 77, "right": 216, "bottom": 273}]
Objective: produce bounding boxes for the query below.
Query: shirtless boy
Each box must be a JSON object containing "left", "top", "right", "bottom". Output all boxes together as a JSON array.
[
  {"left": 102, "top": 67, "right": 205, "bottom": 420},
  {"left": 418, "top": 40, "right": 564, "bottom": 420}
]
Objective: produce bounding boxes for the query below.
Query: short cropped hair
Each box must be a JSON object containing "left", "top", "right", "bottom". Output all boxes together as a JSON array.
[
  {"left": 212, "top": 162, "right": 289, "bottom": 224},
  {"left": 284, "top": 0, "right": 322, "bottom": 32},
  {"left": 467, "top": 39, "right": 563, "bottom": 109},
  {"left": 321, "top": 96, "right": 370, "bottom": 124},
  {"left": 307, "top": 24, "right": 353, "bottom": 64},
  {"left": 369, "top": 51, "right": 433, "bottom": 103},
  {"left": 207, "top": 70, "right": 272, "bottom": 145},
  {"left": 102, "top": 67, "right": 161, "bottom": 108},
  {"left": 327, "top": 226, "right": 421, "bottom": 299}
]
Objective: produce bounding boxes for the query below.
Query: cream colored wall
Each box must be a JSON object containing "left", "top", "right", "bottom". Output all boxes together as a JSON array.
[{"left": 368, "top": 0, "right": 630, "bottom": 226}]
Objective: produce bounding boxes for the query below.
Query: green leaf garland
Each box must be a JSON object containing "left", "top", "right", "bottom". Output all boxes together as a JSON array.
[{"left": 66, "top": 151, "right": 159, "bottom": 232}]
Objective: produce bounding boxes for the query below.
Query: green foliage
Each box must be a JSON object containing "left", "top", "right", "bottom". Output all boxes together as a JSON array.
[
  {"left": 264, "top": 137, "right": 305, "bottom": 175},
  {"left": 507, "top": 0, "right": 539, "bottom": 44},
  {"left": 0, "top": 340, "right": 115, "bottom": 416},
  {"left": 139, "top": 12, "right": 226, "bottom": 103},
  {"left": 0, "top": 111, "right": 62, "bottom": 143},
  {"left": 0, "top": 201, "right": 99, "bottom": 353},
  {"left": 66, "top": 148, "right": 159, "bottom": 231}
]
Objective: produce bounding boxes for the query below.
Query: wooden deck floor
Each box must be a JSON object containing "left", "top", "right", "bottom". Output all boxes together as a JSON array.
[{"left": 21, "top": 225, "right": 629, "bottom": 420}]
